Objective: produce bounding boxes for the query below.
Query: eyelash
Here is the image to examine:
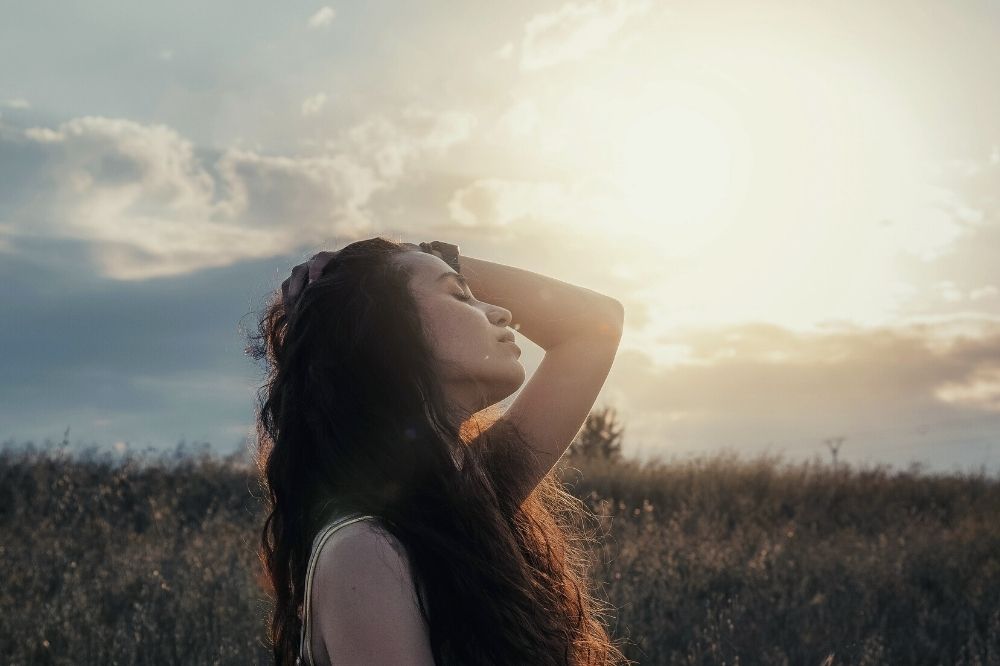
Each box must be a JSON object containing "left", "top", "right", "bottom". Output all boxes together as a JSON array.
[{"left": 454, "top": 293, "right": 472, "bottom": 302}]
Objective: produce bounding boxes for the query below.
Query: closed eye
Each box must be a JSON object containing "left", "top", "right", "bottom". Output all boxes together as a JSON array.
[{"left": 454, "top": 293, "right": 472, "bottom": 302}]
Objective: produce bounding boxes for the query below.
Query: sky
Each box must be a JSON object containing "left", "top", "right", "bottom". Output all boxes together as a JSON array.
[{"left": 2, "top": 0, "right": 999, "bottom": 474}]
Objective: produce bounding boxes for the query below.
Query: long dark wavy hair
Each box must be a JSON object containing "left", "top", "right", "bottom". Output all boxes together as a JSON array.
[{"left": 245, "top": 235, "right": 632, "bottom": 665}]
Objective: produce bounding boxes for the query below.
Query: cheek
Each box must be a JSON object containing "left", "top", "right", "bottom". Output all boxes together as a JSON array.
[
  {"left": 443, "top": 312, "right": 489, "bottom": 361},
  {"left": 426, "top": 305, "right": 476, "bottom": 354}
]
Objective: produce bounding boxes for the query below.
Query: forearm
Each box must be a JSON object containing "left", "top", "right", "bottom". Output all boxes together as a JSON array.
[{"left": 459, "top": 255, "right": 623, "bottom": 351}]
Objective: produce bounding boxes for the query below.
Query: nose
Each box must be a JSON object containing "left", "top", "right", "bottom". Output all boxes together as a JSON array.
[{"left": 489, "top": 305, "right": 512, "bottom": 328}]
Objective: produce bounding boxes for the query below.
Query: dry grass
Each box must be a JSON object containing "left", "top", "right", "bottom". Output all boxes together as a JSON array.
[{"left": 2, "top": 442, "right": 998, "bottom": 665}]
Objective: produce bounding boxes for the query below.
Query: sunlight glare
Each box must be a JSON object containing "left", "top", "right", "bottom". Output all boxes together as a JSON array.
[{"left": 610, "top": 86, "right": 747, "bottom": 257}]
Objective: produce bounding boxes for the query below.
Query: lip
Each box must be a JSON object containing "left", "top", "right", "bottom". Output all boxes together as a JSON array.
[{"left": 501, "top": 339, "right": 521, "bottom": 355}]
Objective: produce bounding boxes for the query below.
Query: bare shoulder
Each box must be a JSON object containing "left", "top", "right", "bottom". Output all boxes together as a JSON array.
[
  {"left": 312, "top": 520, "right": 415, "bottom": 605},
  {"left": 318, "top": 519, "right": 409, "bottom": 573},
  {"left": 311, "top": 520, "right": 434, "bottom": 664}
]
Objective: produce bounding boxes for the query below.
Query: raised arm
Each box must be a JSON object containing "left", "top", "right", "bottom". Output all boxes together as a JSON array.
[
  {"left": 460, "top": 255, "right": 623, "bottom": 352},
  {"left": 459, "top": 254, "right": 624, "bottom": 504}
]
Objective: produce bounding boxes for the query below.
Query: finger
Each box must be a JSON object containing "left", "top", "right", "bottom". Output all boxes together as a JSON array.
[{"left": 283, "top": 263, "right": 309, "bottom": 303}]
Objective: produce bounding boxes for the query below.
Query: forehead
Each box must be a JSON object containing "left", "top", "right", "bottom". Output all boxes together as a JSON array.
[{"left": 396, "top": 250, "right": 459, "bottom": 288}]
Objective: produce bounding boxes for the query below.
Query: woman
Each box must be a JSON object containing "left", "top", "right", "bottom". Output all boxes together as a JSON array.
[{"left": 247, "top": 236, "right": 630, "bottom": 665}]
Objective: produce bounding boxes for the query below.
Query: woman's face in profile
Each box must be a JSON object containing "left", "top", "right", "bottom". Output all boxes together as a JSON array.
[{"left": 394, "top": 250, "right": 525, "bottom": 416}]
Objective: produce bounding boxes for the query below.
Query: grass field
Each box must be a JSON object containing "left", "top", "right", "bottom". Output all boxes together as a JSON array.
[{"left": 1, "top": 442, "right": 998, "bottom": 665}]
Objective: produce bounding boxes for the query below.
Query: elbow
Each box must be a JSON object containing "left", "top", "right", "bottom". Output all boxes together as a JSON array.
[
  {"left": 611, "top": 299, "right": 625, "bottom": 330},
  {"left": 607, "top": 298, "right": 625, "bottom": 334},
  {"left": 594, "top": 298, "right": 624, "bottom": 342}
]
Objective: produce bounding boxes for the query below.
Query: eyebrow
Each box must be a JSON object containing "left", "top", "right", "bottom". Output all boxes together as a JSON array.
[{"left": 436, "top": 271, "right": 469, "bottom": 289}]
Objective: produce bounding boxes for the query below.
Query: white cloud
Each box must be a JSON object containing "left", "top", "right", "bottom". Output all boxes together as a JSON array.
[
  {"left": 337, "top": 105, "right": 477, "bottom": 180},
  {"left": 604, "top": 317, "right": 1000, "bottom": 464},
  {"left": 871, "top": 181, "right": 986, "bottom": 263},
  {"left": 23, "top": 126, "right": 62, "bottom": 142},
  {"left": 496, "top": 99, "right": 539, "bottom": 139},
  {"left": 2, "top": 98, "right": 31, "bottom": 109},
  {"left": 495, "top": 42, "right": 515, "bottom": 59},
  {"left": 938, "top": 282, "right": 1000, "bottom": 304},
  {"left": 519, "top": 0, "right": 653, "bottom": 70},
  {"left": 158, "top": 49, "right": 174, "bottom": 61},
  {"left": 7, "top": 107, "right": 474, "bottom": 280},
  {"left": 935, "top": 363, "right": 1000, "bottom": 412},
  {"left": 970, "top": 286, "right": 999, "bottom": 301},
  {"left": 447, "top": 177, "right": 617, "bottom": 231},
  {"left": 15, "top": 116, "right": 299, "bottom": 279},
  {"left": 301, "top": 92, "right": 327, "bottom": 116},
  {"left": 213, "top": 148, "right": 380, "bottom": 232},
  {"left": 937, "top": 280, "right": 965, "bottom": 303},
  {"left": 308, "top": 6, "right": 336, "bottom": 29}
]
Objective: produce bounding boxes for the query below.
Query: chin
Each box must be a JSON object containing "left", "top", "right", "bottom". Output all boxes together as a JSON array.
[
  {"left": 478, "top": 370, "right": 523, "bottom": 407},
  {"left": 501, "top": 364, "right": 526, "bottom": 394}
]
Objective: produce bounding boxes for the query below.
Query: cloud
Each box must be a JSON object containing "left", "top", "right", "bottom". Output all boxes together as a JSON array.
[
  {"left": 2, "top": 98, "right": 30, "bottom": 109},
  {"left": 935, "top": 153, "right": 1000, "bottom": 229},
  {"left": 936, "top": 363, "right": 1000, "bottom": 413},
  {"left": 937, "top": 280, "right": 966, "bottom": 303},
  {"left": 604, "top": 316, "right": 1000, "bottom": 464},
  {"left": 0, "top": 247, "right": 271, "bottom": 451},
  {"left": 625, "top": 317, "right": 1000, "bottom": 418},
  {"left": 898, "top": 152, "right": 1000, "bottom": 307},
  {"left": 970, "top": 286, "right": 999, "bottom": 301},
  {"left": 308, "top": 6, "right": 336, "bottom": 29},
  {"left": 301, "top": 92, "right": 328, "bottom": 116},
  {"left": 874, "top": 182, "right": 987, "bottom": 262},
  {"left": 336, "top": 106, "right": 477, "bottom": 181},
  {"left": 2, "top": 106, "right": 476, "bottom": 280},
  {"left": 447, "top": 177, "right": 617, "bottom": 232},
  {"left": 496, "top": 99, "right": 539, "bottom": 139},
  {"left": 12, "top": 116, "right": 295, "bottom": 279},
  {"left": 519, "top": 0, "right": 653, "bottom": 70},
  {"left": 933, "top": 281, "right": 1000, "bottom": 304}
]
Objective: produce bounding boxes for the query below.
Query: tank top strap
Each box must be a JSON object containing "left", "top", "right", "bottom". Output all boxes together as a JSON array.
[{"left": 296, "top": 512, "right": 381, "bottom": 666}]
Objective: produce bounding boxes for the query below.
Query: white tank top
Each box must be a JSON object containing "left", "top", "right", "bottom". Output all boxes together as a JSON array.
[{"left": 295, "top": 512, "right": 380, "bottom": 666}]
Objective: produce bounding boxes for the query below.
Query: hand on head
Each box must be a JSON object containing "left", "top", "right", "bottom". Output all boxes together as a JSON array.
[
  {"left": 401, "top": 241, "right": 443, "bottom": 260},
  {"left": 281, "top": 250, "right": 339, "bottom": 313}
]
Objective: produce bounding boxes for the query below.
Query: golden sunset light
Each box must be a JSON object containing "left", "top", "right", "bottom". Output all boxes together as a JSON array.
[
  {"left": 2, "top": 0, "right": 998, "bottom": 473},
  {"left": 4, "top": 2, "right": 1000, "bottom": 663}
]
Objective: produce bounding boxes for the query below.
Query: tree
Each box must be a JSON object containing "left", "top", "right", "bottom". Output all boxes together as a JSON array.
[{"left": 567, "top": 405, "right": 624, "bottom": 462}]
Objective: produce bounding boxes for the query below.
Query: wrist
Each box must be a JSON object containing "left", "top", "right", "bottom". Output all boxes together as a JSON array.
[{"left": 420, "top": 240, "right": 461, "bottom": 273}]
